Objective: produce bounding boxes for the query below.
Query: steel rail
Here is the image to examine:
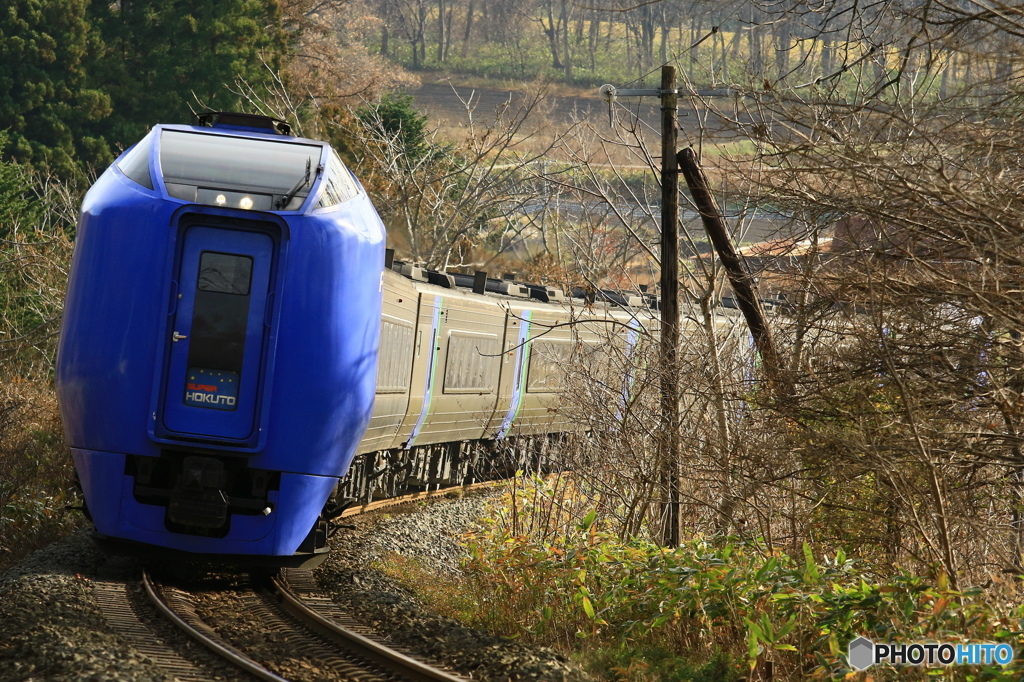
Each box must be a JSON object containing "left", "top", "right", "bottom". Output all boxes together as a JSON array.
[
  {"left": 272, "top": 573, "right": 466, "bottom": 682},
  {"left": 338, "top": 478, "right": 509, "bottom": 518},
  {"left": 141, "top": 569, "right": 288, "bottom": 682},
  {"left": 141, "top": 478, "right": 526, "bottom": 681}
]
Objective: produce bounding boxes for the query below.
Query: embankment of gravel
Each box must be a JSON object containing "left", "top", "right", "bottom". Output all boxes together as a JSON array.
[{"left": 318, "top": 490, "right": 591, "bottom": 681}]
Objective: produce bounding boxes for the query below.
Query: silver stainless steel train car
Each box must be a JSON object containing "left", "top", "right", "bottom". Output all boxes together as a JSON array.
[{"left": 336, "top": 259, "right": 660, "bottom": 504}]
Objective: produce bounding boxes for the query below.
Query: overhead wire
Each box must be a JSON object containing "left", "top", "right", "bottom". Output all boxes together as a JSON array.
[{"left": 606, "top": 3, "right": 749, "bottom": 151}]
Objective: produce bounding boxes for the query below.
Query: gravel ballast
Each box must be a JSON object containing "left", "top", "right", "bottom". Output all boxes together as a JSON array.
[{"left": 0, "top": 532, "right": 171, "bottom": 682}]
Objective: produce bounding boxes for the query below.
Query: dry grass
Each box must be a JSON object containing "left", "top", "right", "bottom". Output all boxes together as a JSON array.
[
  {"left": 0, "top": 380, "right": 81, "bottom": 571},
  {"left": 0, "top": 190, "right": 83, "bottom": 571}
]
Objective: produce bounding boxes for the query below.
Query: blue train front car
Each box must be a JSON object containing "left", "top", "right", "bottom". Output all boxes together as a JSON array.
[{"left": 56, "top": 113, "right": 385, "bottom": 566}]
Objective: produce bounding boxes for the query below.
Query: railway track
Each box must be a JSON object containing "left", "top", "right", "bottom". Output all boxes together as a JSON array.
[
  {"left": 92, "top": 569, "right": 228, "bottom": 682},
  {"left": 144, "top": 570, "right": 290, "bottom": 681},
  {"left": 96, "top": 483, "right": 497, "bottom": 681}
]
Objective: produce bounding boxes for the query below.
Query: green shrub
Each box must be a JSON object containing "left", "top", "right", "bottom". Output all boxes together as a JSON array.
[
  {"left": 0, "top": 133, "right": 42, "bottom": 238},
  {"left": 444, "top": 477, "right": 1024, "bottom": 680}
]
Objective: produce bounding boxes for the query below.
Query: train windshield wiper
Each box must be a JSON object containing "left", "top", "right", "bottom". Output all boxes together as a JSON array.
[{"left": 275, "top": 157, "right": 320, "bottom": 210}]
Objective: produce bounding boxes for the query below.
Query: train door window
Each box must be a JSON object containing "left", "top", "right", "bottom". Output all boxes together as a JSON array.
[
  {"left": 198, "top": 252, "right": 253, "bottom": 295},
  {"left": 184, "top": 252, "right": 254, "bottom": 411}
]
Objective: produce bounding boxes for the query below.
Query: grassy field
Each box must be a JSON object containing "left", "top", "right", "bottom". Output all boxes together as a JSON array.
[{"left": 406, "top": 78, "right": 756, "bottom": 177}]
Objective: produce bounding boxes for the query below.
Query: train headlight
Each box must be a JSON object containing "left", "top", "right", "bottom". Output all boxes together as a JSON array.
[{"left": 197, "top": 188, "right": 270, "bottom": 210}]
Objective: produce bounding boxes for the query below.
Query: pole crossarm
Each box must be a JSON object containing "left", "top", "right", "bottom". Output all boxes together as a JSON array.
[
  {"left": 599, "top": 84, "right": 735, "bottom": 104},
  {"left": 603, "top": 87, "right": 677, "bottom": 99}
]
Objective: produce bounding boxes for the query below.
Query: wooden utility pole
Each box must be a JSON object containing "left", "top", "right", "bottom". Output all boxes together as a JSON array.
[
  {"left": 600, "top": 65, "right": 681, "bottom": 547},
  {"left": 658, "top": 66, "right": 681, "bottom": 548},
  {"left": 678, "top": 147, "right": 786, "bottom": 393}
]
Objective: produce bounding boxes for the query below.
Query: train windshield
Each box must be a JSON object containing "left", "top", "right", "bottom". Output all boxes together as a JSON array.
[
  {"left": 116, "top": 132, "right": 155, "bottom": 189},
  {"left": 159, "top": 130, "right": 322, "bottom": 211}
]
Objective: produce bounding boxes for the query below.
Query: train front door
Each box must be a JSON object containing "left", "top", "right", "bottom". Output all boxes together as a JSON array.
[{"left": 161, "top": 226, "right": 274, "bottom": 441}]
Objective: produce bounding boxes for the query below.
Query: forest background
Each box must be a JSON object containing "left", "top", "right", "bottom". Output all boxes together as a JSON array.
[{"left": 5, "top": 0, "right": 1024, "bottom": 679}]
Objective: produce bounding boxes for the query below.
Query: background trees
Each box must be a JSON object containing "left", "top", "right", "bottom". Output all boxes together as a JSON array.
[
  {"left": 363, "top": 0, "right": 1024, "bottom": 599},
  {"left": 0, "top": 0, "right": 112, "bottom": 176},
  {"left": 715, "top": 0, "right": 1024, "bottom": 586},
  {"left": 0, "top": 0, "right": 296, "bottom": 178},
  {"left": 564, "top": 0, "right": 1024, "bottom": 590},
  {"left": 87, "top": 0, "right": 291, "bottom": 148}
]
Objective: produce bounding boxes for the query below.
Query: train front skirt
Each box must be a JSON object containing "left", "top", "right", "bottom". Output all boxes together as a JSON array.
[{"left": 73, "top": 448, "right": 338, "bottom": 567}]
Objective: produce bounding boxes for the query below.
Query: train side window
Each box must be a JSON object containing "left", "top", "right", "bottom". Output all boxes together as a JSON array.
[
  {"left": 444, "top": 332, "right": 499, "bottom": 393},
  {"left": 526, "top": 339, "right": 573, "bottom": 392},
  {"left": 116, "top": 132, "right": 155, "bottom": 190},
  {"left": 317, "top": 149, "right": 361, "bottom": 209},
  {"left": 377, "top": 320, "right": 414, "bottom": 392}
]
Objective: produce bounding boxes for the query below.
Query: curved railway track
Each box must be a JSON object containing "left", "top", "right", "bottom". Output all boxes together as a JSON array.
[
  {"left": 92, "top": 566, "right": 231, "bottom": 682},
  {"left": 97, "top": 482, "right": 501, "bottom": 681}
]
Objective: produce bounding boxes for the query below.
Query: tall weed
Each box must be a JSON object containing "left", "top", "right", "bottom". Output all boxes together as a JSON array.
[
  {"left": 0, "top": 177, "right": 82, "bottom": 570},
  {"left": 0, "top": 382, "right": 80, "bottom": 570}
]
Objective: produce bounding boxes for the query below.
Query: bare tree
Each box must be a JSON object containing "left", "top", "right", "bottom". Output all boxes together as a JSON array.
[
  {"left": 536, "top": 0, "right": 574, "bottom": 77},
  {"left": 276, "top": 0, "right": 417, "bottom": 102},
  {"left": 467, "top": 0, "right": 1024, "bottom": 587},
  {"left": 697, "top": 0, "right": 1024, "bottom": 584},
  {"left": 354, "top": 87, "right": 578, "bottom": 270}
]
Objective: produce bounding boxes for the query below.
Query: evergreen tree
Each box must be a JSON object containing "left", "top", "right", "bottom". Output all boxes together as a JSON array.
[
  {"left": 358, "top": 94, "right": 431, "bottom": 161},
  {"left": 87, "top": 0, "right": 292, "bottom": 146},
  {"left": 0, "top": 1, "right": 292, "bottom": 178},
  {"left": 0, "top": 0, "right": 112, "bottom": 177}
]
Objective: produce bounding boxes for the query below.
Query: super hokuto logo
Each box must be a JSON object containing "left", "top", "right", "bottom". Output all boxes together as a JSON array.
[{"left": 184, "top": 368, "right": 239, "bottom": 410}]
